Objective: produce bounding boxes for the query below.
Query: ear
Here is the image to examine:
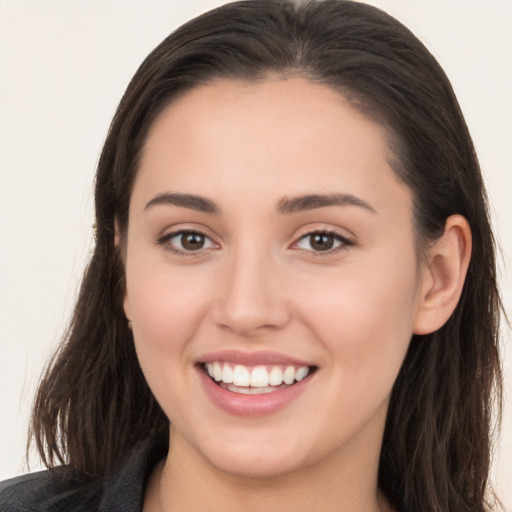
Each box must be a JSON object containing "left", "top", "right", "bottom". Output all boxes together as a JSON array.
[
  {"left": 114, "top": 218, "right": 132, "bottom": 322},
  {"left": 413, "top": 215, "right": 472, "bottom": 335},
  {"left": 114, "top": 217, "right": 121, "bottom": 247},
  {"left": 123, "top": 293, "right": 132, "bottom": 326}
]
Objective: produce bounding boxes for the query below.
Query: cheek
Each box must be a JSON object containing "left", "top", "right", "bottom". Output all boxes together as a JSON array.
[
  {"left": 296, "top": 253, "right": 419, "bottom": 379},
  {"left": 125, "top": 261, "right": 217, "bottom": 424},
  {"left": 124, "top": 254, "right": 213, "bottom": 370}
]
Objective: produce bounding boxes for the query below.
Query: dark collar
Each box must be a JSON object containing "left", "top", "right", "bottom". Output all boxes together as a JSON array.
[
  {"left": 0, "top": 436, "right": 168, "bottom": 512},
  {"left": 98, "top": 435, "right": 168, "bottom": 511}
]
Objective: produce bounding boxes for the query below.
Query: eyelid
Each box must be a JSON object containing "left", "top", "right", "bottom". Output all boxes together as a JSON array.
[
  {"left": 290, "top": 226, "right": 355, "bottom": 255},
  {"left": 155, "top": 224, "right": 355, "bottom": 257},
  {"left": 157, "top": 227, "right": 220, "bottom": 256}
]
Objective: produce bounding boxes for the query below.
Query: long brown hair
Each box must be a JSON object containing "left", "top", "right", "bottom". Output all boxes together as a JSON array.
[{"left": 30, "top": 1, "right": 503, "bottom": 510}]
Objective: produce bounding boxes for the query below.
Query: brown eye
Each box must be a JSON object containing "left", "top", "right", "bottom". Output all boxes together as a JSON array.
[
  {"left": 294, "top": 231, "right": 353, "bottom": 254},
  {"left": 309, "top": 233, "right": 335, "bottom": 251},
  {"left": 180, "top": 232, "right": 206, "bottom": 250},
  {"left": 159, "top": 230, "right": 217, "bottom": 254}
]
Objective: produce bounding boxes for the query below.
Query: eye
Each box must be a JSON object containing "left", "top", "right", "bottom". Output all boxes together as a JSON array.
[
  {"left": 158, "top": 230, "right": 217, "bottom": 254},
  {"left": 293, "top": 231, "right": 353, "bottom": 253}
]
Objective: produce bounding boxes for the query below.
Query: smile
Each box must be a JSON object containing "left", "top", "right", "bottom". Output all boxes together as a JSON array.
[
  {"left": 197, "top": 351, "right": 317, "bottom": 415},
  {"left": 203, "top": 362, "right": 312, "bottom": 394}
]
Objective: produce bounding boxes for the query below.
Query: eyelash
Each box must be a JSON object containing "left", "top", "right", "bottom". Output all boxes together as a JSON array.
[
  {"left": 157, "top": 229, "right": 354, "bottom": 256},
  {"left": 292, "top": 229, "right": 354, "bottom": 256},
  {"left": 157, "top": 230, "right": 217, "bottom": 256}
]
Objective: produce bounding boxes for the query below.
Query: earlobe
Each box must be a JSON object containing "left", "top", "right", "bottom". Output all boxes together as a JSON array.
[
  {"left": 114, "top": 218, "right": 121, "bottom": 247},
  {"left": 124, "top": 295, "right": 132, "bottom": 325},
  {"left": 413, "top": 215, "right": 472, "bottom": 335}
]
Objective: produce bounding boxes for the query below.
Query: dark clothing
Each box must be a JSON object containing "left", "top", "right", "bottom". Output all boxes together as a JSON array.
[{"left": 0, "top": 438, "right": 167, "bottom": 512}]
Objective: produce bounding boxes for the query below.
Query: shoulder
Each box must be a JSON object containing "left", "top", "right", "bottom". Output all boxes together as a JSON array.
[
  {"left": 0, "top": 470, "right": 48, "bottom": 512},
  {"left": 0, "top": 467, "right": 99, "bottom": 512},
  {"left": 0, "top": 436, "right": 167, "bottom": 512}
]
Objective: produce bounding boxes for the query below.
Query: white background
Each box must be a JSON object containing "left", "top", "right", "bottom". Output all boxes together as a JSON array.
[{"left": 1, "top": 0, "right": 511, "bottom": 509}]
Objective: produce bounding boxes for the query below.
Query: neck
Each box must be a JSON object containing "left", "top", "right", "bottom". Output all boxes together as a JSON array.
[{"left": 144, "top": 427, "right": 391, "bottom": 512}]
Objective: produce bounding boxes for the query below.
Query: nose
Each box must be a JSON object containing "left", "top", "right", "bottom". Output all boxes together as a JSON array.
[{"left": 210, "top": 246, "right": 291, "bottom": 337}]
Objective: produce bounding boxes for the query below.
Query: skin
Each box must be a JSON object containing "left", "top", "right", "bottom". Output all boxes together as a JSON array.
[{"left": 121, "top": 77, "right": 471, "bottom": 512}]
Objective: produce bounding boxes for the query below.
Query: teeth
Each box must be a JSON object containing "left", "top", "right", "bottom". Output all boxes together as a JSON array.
[
  {"left": 250, "top": 366, "right": 269, "bottom": 387},
  {"left": 232, "top": 365, "right": 250, "bottom": 386},
  {"left": 269, "top": 366, "right": 283, "bottom": 386},
  {"left": 283, "top": 366, "right": 295, "bottom": 385},
  {"left": 213, "top": 362, "right": 223, "bottom": 382},
  {"left": 222, "top": 364, "right": 233, "bottom": 384},
  {"left": 223, "top": 384, "right": 276, "bottom": 394},
  {"left": 295, "top": 366, "right": 309, "bottom": 381},
  {"left": 205, "top": 362, "right": 311, "bottom": 388}
]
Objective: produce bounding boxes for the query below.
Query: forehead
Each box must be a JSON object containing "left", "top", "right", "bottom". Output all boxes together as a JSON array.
[
  {"left": 143, "top": 77, "right": 390, "bottom": 162},
  {"left": 134, "top": 77, "right": 411, "bottom": 217}
]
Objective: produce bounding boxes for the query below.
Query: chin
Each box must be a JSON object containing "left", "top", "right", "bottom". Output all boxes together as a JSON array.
[
  {"left": 205, "top": 448, "right": 306, "bottom": 480},
  {"left": 180, "top": 427, "right": 312, "bottom": 479}
]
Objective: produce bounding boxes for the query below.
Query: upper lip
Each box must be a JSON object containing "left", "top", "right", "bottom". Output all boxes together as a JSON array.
[{"left": 198, "top": 350, "right": 315, "bottom": 367}]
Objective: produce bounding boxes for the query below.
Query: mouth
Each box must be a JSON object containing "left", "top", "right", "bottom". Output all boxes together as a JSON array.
[
  {"left": 196, "top": 351, "right": 317, "bottom": 416},
  {"left": 200, "top": 362, "right": 317, "bottom": 395}
]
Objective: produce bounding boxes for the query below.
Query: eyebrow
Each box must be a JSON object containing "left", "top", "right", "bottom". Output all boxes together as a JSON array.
[
  {"left": 144, "top": 192, "right": 377, "bottom": 216},
  {"left": 277, "top": 194, "right": 377, "bottom": 215},
  {"left": 145, "top": 193, "right": 219, "bottom": 214}
]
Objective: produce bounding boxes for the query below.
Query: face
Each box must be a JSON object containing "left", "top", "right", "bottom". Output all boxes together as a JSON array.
[{"left": 123, "top": 78, "right": 426, "bottom": 479}]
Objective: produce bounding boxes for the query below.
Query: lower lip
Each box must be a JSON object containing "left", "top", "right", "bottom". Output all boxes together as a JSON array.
[{"left": 197, "top": 367, "right": 312, "bottom": 417}]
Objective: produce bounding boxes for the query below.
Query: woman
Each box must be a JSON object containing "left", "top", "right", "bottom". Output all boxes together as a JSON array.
[{"left": 0, "top": 1, "right": 504, "bottom": 511}]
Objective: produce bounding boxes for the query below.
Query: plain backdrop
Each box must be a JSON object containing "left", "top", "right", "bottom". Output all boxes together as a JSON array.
[{"left": 1, "top": 0, "right": 511, "bottom": 509}]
